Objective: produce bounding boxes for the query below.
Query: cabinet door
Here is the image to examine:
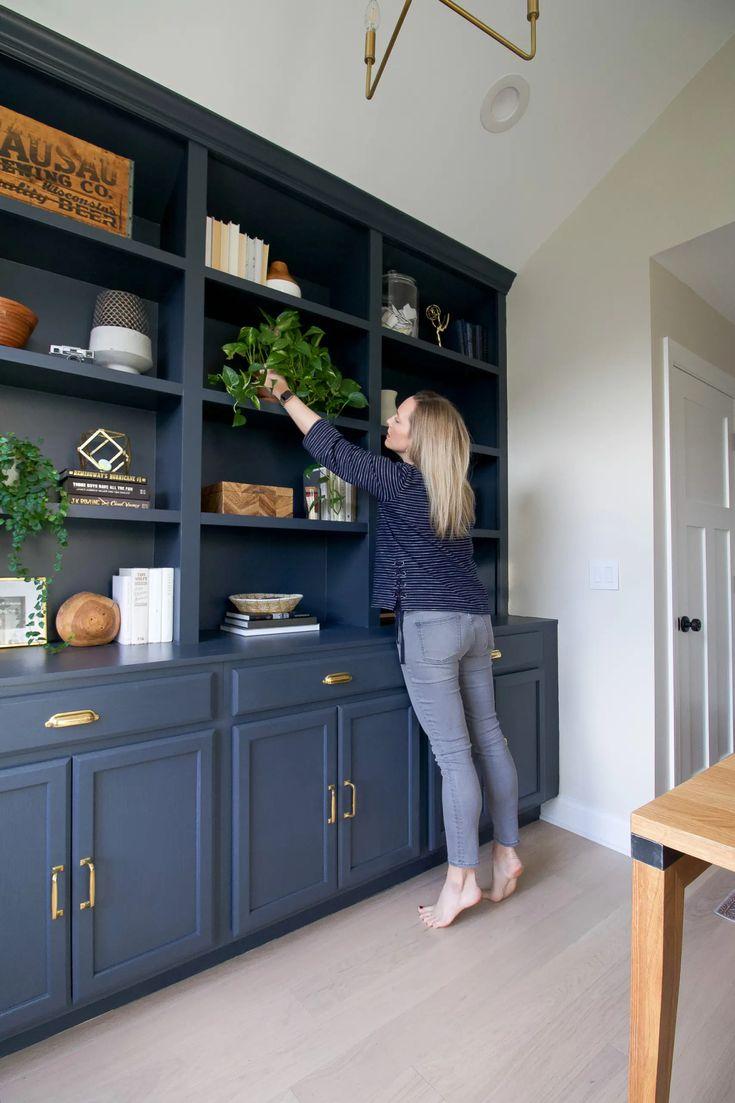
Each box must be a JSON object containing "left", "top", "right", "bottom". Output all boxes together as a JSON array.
[
  {"left": 428, "top": 668, "right": 543, "bottom": 850},
  {"left": 71, "top": 730, "right": 214, "bottom": 1004},
  {"left": 337, "top": 692, "right": 420, "bottom": 890},
  {"left": 232, "top": 708, "right": 338, "bottom": 936},
  {"left": 0, "top": 759, "right": 70, "bottom": 1041}
]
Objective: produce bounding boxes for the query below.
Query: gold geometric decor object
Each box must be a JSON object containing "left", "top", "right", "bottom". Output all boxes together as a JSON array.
[
  {"left": 76, "top": 428, "right": 132, "bottom": 474},
  {"left": 363, "top": 0, "right": 540, "bottom": 100}
]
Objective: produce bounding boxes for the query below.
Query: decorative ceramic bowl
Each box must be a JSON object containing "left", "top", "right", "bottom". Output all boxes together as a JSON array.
[
  {"left": 0, "top": 296, "right": 38, "bottom": 348},
  {"left": 229, "top": 592, "right": 303, "bottom": 614}
]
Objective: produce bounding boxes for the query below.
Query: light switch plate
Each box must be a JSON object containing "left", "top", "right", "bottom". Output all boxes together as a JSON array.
[{"left": 589, "top": 558, "right": 619, "bottom": 590}]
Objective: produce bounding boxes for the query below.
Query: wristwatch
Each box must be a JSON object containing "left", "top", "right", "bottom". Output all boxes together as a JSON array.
[{"left": 277, "top": 388, "right": 295, "bottom": 405}]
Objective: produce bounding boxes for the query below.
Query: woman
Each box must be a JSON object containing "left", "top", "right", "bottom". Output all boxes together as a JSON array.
[{"left": 260, "top": 369, "right": 523, "bottom": 929}]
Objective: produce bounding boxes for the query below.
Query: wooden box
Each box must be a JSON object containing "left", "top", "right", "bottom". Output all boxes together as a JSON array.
[
  {"left": 0, "top": 106, "right": 134, "bottom": 237},
  {"left": 201, "top": 481, "right": 293, "bottom": 517}
]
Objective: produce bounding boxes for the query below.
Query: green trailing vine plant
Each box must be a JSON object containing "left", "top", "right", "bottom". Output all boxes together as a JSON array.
[
  {"left": 207, "top": 307, "right": 369, "bottom": 518},
  {"left": 0, "top": 432, "right": 72, "bottom": 653}
]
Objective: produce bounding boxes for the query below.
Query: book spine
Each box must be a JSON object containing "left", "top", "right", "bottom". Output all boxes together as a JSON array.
[
  {"left": 119, "top": 568, "right": 149, "bottom": 643},
  {"left": 228, "top": 221, "right": 240, "bottom": 276},
  {"left": 62, "top": 478, "right": 150, "bottom": 498},
  {"left": 219, "top": 219, "right": 229, "bottom": 271},
  {"left": 261, "top": 241, "right": 269, "bottom": 283},
  {"left": 60, "top": 468, "right": 148, "bottom": 484},
  {"left": 67, "top": 495, "right": 151, "bottom": 509},
  {"left": 238, "top": 232, "right": 247, "bottom": 279},
  {"left": 160, "top": 567, "right": 174, "bottom": 643},
  {"left": 205, "top": 215, "right": 212, "bottom": 266},
  {"left": 212, "top": 218, "right": 222, "bottom": 270},
  {"left": 148, "top": 567, "right": 163, "bottom": 644},
  {"left": 112, "top": 574, "right": 133, "bottom": 644}
]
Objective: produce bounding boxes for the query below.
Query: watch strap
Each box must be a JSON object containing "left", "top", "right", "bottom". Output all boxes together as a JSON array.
[{"left": 278, "top": 388, "right": 295, "bottom": 405}]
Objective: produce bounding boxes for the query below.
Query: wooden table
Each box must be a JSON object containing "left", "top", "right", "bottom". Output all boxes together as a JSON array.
[{"left": 628, "top": 753, "right": 735, "bottom": 1102}]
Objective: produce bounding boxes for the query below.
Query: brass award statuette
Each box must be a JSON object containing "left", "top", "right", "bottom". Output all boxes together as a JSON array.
[{"left": 426, "top": 304, "right": 450, "bottom": 347}]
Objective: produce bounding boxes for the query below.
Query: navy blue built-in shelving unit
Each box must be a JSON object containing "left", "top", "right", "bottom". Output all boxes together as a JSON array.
[{"left": 0, "top": 7, "right": 514, "bottom": 655}]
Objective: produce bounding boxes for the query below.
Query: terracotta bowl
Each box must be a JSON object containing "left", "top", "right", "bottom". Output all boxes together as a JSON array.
[
  {"left": 0, "top": 296, "right": 38, "bottom": 348},
  {"left": 229, "top": 592, "right": 303, "bottom": 614}
]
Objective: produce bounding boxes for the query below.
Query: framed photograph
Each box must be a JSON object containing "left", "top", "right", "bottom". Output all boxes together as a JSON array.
[{"left": 0, "top": 577, "right": 47, "bottom": 648}]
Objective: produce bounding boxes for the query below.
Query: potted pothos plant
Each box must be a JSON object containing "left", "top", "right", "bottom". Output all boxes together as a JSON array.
[
  {"left": 207, "top": 307, "right": 369, "bottom": 517},
  {"left": 0, "top": 432, "right": 72, "bottom": 652}
]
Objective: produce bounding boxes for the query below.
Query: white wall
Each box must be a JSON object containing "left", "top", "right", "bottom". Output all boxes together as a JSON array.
[{"left": 507, "top": 34, "right": 735, "bottom": 853}]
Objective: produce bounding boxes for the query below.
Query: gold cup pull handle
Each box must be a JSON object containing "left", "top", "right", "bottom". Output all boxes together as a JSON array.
[
  {"left": 322, "top": 672, "right": 353, "bottom": 685},
  {"left": 327, "top": 784, "right": 337, "bottom": 825},
  {"left": 45, "top": 709, "right": 100, "bottom": 729},
  {"left": 50, "top": 864, "right": 64, "bottom": 920},
  {"left": 490, "top": 649, "right": 502, "bottom": 661},
  {"left": 79, "top": 857, "right": 96, "bottom": 909},
  {"left": 343, "top": 780, "right": 356, "bottom": 819}
]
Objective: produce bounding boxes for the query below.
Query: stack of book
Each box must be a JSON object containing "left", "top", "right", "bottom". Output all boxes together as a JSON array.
[
  {"left": 445, "top": 320, "right": 488, "bottom": 361},
  {"left": 220, "top": 609, "right": 320, "bottom": 636},
  {"left": 112, "top": 567, "right": 175, "bottom": 644},
  {"left": 59, "top": 468, "right": 150, "bottom": 511},
  {"left": 205, "top": 216, "right": 270, "bottom": 284}
]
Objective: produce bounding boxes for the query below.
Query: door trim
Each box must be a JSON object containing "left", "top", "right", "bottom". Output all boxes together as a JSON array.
[{"left": 661, "top": 338, "right": 735, "bottom": 791}]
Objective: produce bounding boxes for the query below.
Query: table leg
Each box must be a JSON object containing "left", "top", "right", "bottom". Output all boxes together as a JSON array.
[{"left": 628, "top": 845, "right": 709, "bottom": 1102}]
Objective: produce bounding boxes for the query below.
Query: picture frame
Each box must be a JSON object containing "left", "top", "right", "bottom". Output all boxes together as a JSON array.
[{"left": 0, "top": 576, "right": 48, "bottom": 648}]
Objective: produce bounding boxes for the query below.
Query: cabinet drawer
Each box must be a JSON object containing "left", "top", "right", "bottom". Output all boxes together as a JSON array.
[
  {"left": 491, "top": 631, "right": 542, "bottom": 671},
  {"left": 0, "top": 671, "right": 215, "bottom": 754},
  {"left": 231, "top": 648, "right": 402, "bottom": 716}
]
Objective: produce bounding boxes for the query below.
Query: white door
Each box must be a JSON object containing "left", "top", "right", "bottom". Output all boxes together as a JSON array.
[{"left": 670, "top": 355, "right": 735, "bottom": 783}]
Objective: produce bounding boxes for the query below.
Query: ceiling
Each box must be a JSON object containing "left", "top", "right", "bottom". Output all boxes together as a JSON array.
[
  {"left": 654, "top": 221, "right": 735, "bottom": 327},
  {"left": 5, "top": 0, "right": 735, "bottom": 274}
]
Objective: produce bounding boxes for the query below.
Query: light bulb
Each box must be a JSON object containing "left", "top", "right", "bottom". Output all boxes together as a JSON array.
[{"left": 365, "top": 1, "right": 381, "bottom": 32}]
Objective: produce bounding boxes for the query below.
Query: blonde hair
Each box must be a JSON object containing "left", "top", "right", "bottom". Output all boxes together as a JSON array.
[{"left": 405, "top": 390, "right": 476, "bottom": 540}]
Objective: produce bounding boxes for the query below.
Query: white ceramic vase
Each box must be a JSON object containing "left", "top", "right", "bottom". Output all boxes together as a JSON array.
[
  {"left": 89, "top": 325, "right": 153, "bottom": 374},
  {"left": 381, "top": 388, "right": 398, "bottom": 427}
]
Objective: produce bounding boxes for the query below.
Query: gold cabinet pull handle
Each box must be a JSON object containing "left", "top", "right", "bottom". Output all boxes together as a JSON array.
[
  {"left": 489, "top": 649, "right": 502, "bottom": 661},
  {"left": 327, "top": 784, "right": 336, "bottom": 825},
  {"left": 50, "top": 864, "right": 64, "bottom": 920},
  {"left": 322, "top": 672, "right": 353, "bottom": 685},
  {"left": 45, "top": 709, "right": 100, "bottom": 729},
  {"left": 79, "top": 856, "right": 96, "bottom": 909},
  {"left": 343, "top": 779, "right": 356, "bottom": 819}
]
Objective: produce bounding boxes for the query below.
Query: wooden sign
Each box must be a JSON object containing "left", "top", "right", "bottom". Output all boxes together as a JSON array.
[{"left": 0, "top": 106, "right": 134, "bottom": 237}]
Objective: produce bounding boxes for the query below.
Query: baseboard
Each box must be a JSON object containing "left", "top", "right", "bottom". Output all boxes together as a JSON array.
[{"left": 540, "top": 795, "right": 630, "bottom": 856}]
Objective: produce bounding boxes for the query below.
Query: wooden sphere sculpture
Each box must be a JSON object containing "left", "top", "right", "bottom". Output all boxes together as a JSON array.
[{"left": 55, "top": 591, "right": 121, "bottom": 646}]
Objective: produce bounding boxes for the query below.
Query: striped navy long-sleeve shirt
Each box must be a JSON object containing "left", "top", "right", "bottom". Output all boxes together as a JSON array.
[{"left": 302, "top": 417, "right": 492, "bottom": 622}]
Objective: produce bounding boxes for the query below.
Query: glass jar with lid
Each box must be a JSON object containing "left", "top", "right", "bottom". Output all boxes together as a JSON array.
[{"left": 381, "top": 270, "right": 418, "bottom": 337}]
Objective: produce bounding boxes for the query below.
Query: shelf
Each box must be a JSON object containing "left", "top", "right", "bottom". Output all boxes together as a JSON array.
[
  {"left": 201, "top": 387, "right": 368, "bottom": 432},
  {"left": 471, "top": 529, "right": 501, "bottom": 539},
  {"left": 0, "top": 195, "right": 185, "bottom": 299},
  {"left": 1, "top": 505, "right": 182, "bottom": 524},
  {"left": 381, "top": 328, "right": 499, "bottom": 377},
  {"left": 380, "top": 426, "right": 499, "bottom": 457},
  {"left": 204, "top": 267, "right": 369, "bottom": 332},
  {"left": 200, "top": 513, "right": 367, "bottom": 533},
  {"left": 0, "top": 348, "right": 183, "bottom": 410}
]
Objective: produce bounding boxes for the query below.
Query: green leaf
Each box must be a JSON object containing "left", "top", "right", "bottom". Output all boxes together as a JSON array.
[{"left": 232, "top": 409, "right": 247, "bottom": 427}]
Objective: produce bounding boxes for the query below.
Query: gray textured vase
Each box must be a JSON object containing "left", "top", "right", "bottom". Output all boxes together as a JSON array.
[{"left": 89, "top": 290, "right": 153, "bottom": 374}]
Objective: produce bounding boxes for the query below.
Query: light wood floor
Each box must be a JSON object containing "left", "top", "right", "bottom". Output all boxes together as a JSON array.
[{"left": 1, "top": 821, "right": 734, "bottom": 1103}]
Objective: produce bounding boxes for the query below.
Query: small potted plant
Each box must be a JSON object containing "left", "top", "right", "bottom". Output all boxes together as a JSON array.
[
  {"left": 0, "top": 432, "right": 71, "bottom": 652},
  {"left": 207, "top": 308, "right": 368, "bottom": 428}
]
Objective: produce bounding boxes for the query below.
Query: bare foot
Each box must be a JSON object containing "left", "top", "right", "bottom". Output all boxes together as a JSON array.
[
  {"left": 484, "top": 842, "right": 523, "bottom": 902},
  {"left": 417, "top": 872, "right": 483, "bottom": 928}
]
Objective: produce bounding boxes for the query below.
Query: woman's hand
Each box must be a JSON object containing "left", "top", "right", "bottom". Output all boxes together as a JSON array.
[{"left": 255, "top": 368, "right": 287, "bottom": 403}]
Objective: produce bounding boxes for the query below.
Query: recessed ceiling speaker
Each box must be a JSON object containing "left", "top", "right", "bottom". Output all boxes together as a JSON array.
[{"left": 480, "top": 74, "right": 530, "bottom": 132}]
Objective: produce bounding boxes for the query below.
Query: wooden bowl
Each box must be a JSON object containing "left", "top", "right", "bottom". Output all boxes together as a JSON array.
[
  {"left": 0, "top": 296, "right": 38, "bottom": 348},
  {"left": 229, "top": 592, "right": 303, "bottom": 614},
  {"left": 55, "top": 591, "right": 121, "bottom": 646}
]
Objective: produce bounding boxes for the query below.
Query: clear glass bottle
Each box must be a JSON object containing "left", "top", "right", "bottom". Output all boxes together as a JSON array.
[{"left": 381, "top": 270, "right": 418, "bottom": 337}]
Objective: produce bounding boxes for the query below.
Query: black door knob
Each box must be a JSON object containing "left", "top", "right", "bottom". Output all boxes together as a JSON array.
[{"left": 680, "top": 616, "right": 703, "bottom": 633}]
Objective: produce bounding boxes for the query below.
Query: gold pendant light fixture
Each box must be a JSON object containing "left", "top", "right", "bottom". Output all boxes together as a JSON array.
[{"left": 364, "top": 0, "right": 540, "bottom": 100}]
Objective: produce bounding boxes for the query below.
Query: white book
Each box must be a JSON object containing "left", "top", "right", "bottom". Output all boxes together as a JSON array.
[
  {"left": 161, "top": 566, "right": 174, "bottom": 643},
  {"left": 112, "top": 574, "right": 133, "bottom": 644},
  {"left": 237, "top": 232, "right": 247, "bottom": 279},
  {"left": 247, "top": 235, "right": 257, "bottom": 281},
  {"left": 219, "top": 220, "right": 229, "bottom": 271},
  {"left": 254, "top": 238, "right": 263, "bottom": 284},
  {"left": 227, "top": 221, "right": 240, "bottom": 276},
  {"left": 118, "top": 567, "right": 149, "bottom": 643},
  {"left": 205, "top": 215, "right": 212, "bottom": 266},
  {"left": 147, "top": 567, "right": 163, "bottom": 644},
  {"left": 219, "top": 623, "right": 319, "bottom": 636}
]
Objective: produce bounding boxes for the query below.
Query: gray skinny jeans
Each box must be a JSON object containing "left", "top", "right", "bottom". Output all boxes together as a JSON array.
[{"left": 396, "top": 609, "right": 520, "bottom": 868}]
